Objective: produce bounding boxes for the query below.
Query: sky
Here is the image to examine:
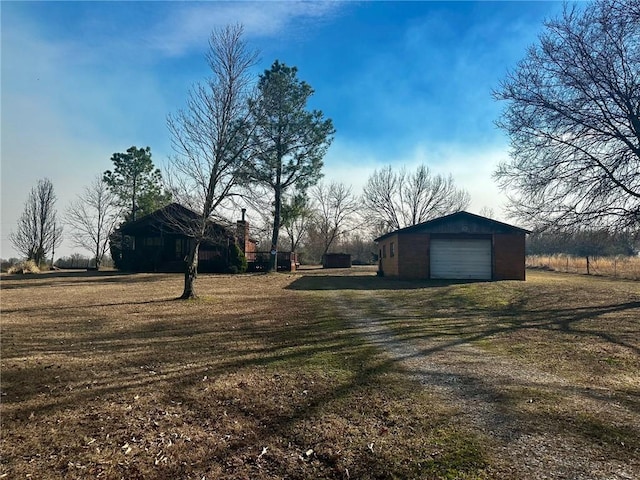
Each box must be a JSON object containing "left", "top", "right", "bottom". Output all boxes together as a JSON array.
[{"left": 1, "top": 0, "right": 568, "bottom": 260}]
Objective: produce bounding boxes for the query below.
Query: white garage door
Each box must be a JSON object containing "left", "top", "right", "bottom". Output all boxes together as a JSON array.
[{"left": 430, "top": 238, "right": 492, "bottom": 280}]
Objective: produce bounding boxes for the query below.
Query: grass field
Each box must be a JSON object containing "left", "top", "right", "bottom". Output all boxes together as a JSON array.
[
  {"left": 1, "top": 268, "right": 639, "bottom": 479},
  {"left": 527, "top": 254, "right": 640, "bottom": 280}
]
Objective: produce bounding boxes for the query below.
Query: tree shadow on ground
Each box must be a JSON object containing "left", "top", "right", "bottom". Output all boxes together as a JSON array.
[
  {"left": 286, "top": 274, "right": 479, "bottom": 291},
  {"left": 0, "top": 270, "right": 171, "bottom": 289},
  {"left": 2, "top": 269, "right": 638, "bottom": 479}
]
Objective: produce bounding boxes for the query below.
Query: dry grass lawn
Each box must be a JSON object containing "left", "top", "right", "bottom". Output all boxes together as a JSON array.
[
  {"left": 527, "top": 254, "right": 640, "bottom": 280},
  {"left": 1, "top": 267, "right": 638, "bottom": 479}
]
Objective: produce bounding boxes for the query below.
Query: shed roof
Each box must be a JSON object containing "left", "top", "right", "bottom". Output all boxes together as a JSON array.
[{"left": 374, "top": 211, "right": 530, "bottom": 242}]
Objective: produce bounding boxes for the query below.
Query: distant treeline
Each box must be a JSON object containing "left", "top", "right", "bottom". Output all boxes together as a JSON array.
[
  {"left": 54, "top": 254, "right": 114, "bottom": 269},
  {"left": 1, "top": 254, "right": 115, "bottom": 272}
]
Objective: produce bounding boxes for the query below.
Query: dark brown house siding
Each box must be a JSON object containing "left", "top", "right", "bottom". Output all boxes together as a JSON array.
[{"left": 117, "top": 203, "right": 255, "bottom": 273}]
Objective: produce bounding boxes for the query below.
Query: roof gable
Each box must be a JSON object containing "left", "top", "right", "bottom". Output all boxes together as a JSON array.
[
  {"left": 119, "top": 203, "right": 231, "bottom": 237},
  {"left": 374, "top": 211, "right": 530, "bottom": 242}
]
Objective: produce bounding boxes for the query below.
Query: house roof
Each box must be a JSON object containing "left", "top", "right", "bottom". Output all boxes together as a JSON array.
[
  {"left": 374, "top": 211, "right": 531, "bottom": 242},
  {"left": 118, "top": 203, "right": 231, "bottom": 237}
]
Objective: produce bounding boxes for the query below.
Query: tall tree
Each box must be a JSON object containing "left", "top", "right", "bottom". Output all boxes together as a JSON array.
[
  {"left": 245, "top": 61, "right": 335, "bottom": 271},
  {"left": 362, "top": 164, "right": 470, "bottom": 233},
  {"left": 103, "top": 146, "right": 170, "bottom": 222},
  {"left": 312, "top": 181, "right": 361, "bottom": 255},
  {"left": 494, "top": 0, "right": 640, "bottom": 231},
  {"left": 167, "top": 24, "right": 257, "bottom": 299},
  {"left": 9, "top": 178, "right": 63, "bottom": 266},
  {"left": 65, "top": 176, "right": 120, "bottom": 269}
]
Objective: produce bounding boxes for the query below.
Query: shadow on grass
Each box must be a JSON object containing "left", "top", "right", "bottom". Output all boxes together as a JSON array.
[
  {"left": 378, "top": 300, "right": 640, "bottom": 357},
  {"left": 2, "top": 270, "right": 639, "bottom": 479},
  {"left": 1, "top": 298, "right": 177, "bottom": 314},
  {"left": 0, "top": 270, "right": 172, "bottom": 290},
  {"left": 286, "top": 274, "right": 479, "bottom": 291}
]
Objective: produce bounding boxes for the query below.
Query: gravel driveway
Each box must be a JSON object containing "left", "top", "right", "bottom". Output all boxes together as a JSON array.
[{"left": 331, "top": 289, "right": 639, "bottom": 480}]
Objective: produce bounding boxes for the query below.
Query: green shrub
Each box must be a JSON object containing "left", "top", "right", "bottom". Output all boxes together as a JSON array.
[{"left": 228, "top": 244, "right": 247, "bottom": 274}]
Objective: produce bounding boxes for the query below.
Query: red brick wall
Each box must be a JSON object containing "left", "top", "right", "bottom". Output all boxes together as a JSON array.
[
  {"left": 237, "top": 220, "right": 257, "bottom": 256},
  {"left": 397, "top": 233, "right": 430, "bottom": 279},
  {"left": 493, "top": 233, "right": 526, "bottom": 280},
  {"left": 378, "top": 231, "right": 526, "bottom": 281}
]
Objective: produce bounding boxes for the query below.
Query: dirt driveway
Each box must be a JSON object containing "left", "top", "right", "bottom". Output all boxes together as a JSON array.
[{"left": 313, "top": 269, "right": 640, "bottom": 480}]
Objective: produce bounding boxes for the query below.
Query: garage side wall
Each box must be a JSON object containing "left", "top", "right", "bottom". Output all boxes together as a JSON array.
[
  {"left": 378, "top": 234, "right": 400, "bottom": 277},
  {"left": 493, "top": 233, "right": 526, "bottom": 280},
  {"left": 397, "top": 233, "right": 430, "bottom": 279}
]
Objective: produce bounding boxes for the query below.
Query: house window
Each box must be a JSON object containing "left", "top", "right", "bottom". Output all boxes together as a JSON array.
[
  {"left": 390, "top": 242, "right": 395, "bottom": 257},
  {"left": 142, "top": 236, "right": 162, "bottom": 247},
  {"left": 175, "top": 238, "right": 189, "bottom": 259},
  {"left": 383, "top": 245, "right": 387, "bottom": 258}
]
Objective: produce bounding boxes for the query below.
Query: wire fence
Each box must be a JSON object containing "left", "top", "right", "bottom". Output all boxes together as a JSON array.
[{"left": 526, "top": 254, "right": 640, "bottom": 280}]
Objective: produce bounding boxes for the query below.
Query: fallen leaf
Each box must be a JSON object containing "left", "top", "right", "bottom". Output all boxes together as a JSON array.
[{"left": 257, "top": 446, "right": 268, "bottom": 460}]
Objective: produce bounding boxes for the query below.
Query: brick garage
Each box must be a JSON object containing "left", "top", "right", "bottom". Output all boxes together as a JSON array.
[{"left": 375, "top": 211, "right": 529, "bottom": 281}]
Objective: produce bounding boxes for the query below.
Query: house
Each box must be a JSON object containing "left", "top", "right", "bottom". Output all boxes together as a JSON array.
[
  {"left": 374, "top": 211, "right": 530, "bottom": 281},
  {"left": 115, "top": 203, "right": 257, "bottom": 273}
]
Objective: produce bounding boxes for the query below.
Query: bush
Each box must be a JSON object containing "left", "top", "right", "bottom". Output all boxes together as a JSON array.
[
  {"left": 8, "top": 260, "right": 40, "bottom": 274},
  {"left": 228, "top": 244, "right": 247, "bottom": 274},
  {"left": 1, "top": 258, "right": 21, "bottom": 272}
]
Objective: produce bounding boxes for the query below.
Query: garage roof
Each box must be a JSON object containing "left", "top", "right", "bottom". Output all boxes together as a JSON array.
[{"left": 374, "top": 211, "right": 530, "bottom": 242}]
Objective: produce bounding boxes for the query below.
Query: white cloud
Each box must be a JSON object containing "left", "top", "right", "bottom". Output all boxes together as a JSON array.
[{"left": 150, "top": 2, "right": 343, "bottom": 57}]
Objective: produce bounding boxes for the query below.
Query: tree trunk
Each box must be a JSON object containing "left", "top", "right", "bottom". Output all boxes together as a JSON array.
[
  {"left": 95, "top": 243, "right": 101, "bottom": 270},
  {"left": 181, "top": 241, "right": 200, "bottom": 299},
  {"left": 270, "top": 187, "right": 282, "bottom": 272}
]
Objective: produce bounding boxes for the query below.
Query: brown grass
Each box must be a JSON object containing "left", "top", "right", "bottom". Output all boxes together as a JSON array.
[
  {"left": 527, "top": 254, "right": 640, "bottom": 280},
  {"left": 1, "top": 269, "right": 485, "bottom": 479},
  {"left": 1, "top": 268, "right": 638, "bottom": 479}
]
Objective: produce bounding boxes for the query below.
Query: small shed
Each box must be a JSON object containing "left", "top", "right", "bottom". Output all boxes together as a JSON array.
[
  {"left": 374, "top": 211, "right": 529, "bottom": 281},
  {"left": 322, "top": 253, "right": 352, "bottom": 269}
]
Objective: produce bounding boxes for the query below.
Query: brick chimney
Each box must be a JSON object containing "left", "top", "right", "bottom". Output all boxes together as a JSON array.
[{"left": 236, "top": 208, "right": 249, "bottom": 253}]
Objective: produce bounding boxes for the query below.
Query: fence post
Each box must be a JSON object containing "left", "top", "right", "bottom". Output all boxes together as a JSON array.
[{"left": 586, "top": 256, "right": 590, "bottom": 275}]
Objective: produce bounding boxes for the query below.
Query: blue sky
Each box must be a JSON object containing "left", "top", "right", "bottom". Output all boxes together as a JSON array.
[{"left": 1, "top": 1, "right": 566, "bottom": 259}]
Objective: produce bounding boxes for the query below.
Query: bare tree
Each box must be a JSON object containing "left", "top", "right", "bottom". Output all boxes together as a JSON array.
[
  {"left": 312, "top": 181, "right": 361, "bottom": 255},
  {"left": 9, "top": 178, "right": 63, "bottom": 266},
  {"left": 494, "top": 0, "right": 640, "bottom": 231},
  {"left": 167, "top": 24, "right": 257, "bottom": 299},
  {"left": 65, "top": 176, "right": 120, "bottom": 269},
  {"left": 281, "top": 192, "right": 314, "bottom": 252},
  {"left": 362, "top": 164, "right": 470, "bottom": 233},
  {"left": 479, "top": 206, "right": 495, "bottom": 219}
]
